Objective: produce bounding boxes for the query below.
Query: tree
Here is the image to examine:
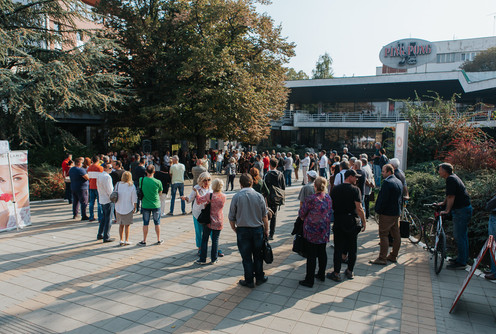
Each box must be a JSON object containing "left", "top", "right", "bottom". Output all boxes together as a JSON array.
[
  {"left": 97, "top": 0, "right": 295, "bottom": 153},
  {"left": 0, "top": 0, "right": 128, "bottom": 150},
  {"left": 312, "top": 52, "right": 333, "bottom": 79},
  {"left": 461, "top": 47, "right": 496, "bottom": 72},
  {"left": 286, "top": 67, "right": 309, "bottom": 80},
  {"left": 402, "top": 93, "right": 486, "bottom": 165}
]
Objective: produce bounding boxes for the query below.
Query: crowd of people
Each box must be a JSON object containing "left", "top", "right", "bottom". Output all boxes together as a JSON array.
[{"left": 60, "top": 141, "right": 496, "bottom": 287}]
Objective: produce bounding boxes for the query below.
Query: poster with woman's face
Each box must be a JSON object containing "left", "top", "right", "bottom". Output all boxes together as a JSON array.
[{"left": 0, "top": 151, "right": 31, "bottom": 231}]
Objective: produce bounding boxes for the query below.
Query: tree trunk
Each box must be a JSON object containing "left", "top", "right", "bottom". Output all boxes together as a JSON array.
[{"left": 196, "top": 134, "right": 207, "bottom": 156}]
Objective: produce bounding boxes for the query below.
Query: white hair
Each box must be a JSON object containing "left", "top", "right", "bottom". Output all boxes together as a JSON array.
[
  {"left": 354, "top": 160, "right": 362, "bottom": 169},
  {"left": 390, "top": 158, "right": 400, "bottom": 169}
]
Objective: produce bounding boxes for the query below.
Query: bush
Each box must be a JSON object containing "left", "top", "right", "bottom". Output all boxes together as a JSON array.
[
  {"left": 442, "top": 139, "right": 496, "bottom": 172},
  {"left": 406, "top": 164, "right": 496, "bottom": 264},
  {"left": 29, "top": 164, "right": 65, "bottom": 201}
]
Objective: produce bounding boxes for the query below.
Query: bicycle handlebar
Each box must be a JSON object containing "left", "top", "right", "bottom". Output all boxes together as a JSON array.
[{"left": 423, "top": 203, "right": 444, "bottom": 211}]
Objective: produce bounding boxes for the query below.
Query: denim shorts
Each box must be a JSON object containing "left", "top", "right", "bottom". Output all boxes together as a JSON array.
[{"left": 142, "top": 208, "right": 161, "bottom": 226}]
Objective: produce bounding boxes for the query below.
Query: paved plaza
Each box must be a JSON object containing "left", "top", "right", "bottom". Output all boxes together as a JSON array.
[{"left": 0, "top": 183, "right": 495, "bottom": 333}]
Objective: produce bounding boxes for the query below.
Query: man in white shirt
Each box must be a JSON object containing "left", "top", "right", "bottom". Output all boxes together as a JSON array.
[
  {"left": 300, "top": 152, "right": 310, "bottom": 185},
  {"left": 334, "top": 160, "right": 350, "bottom": 187},
  {"left": 163, "top": 151, "right": 171, "bottom": 171},
  {"left": 168, "top": 155, "right": 186, "bottom": 215},
  {"left": 96, "top": 163, "right": 115, "bottom": 243},
  {"left": 216, "top": 151, "right": 224, "bottom": 173},
  {"left": 319, "top": 150, "right": 329, "bottom": 179}
]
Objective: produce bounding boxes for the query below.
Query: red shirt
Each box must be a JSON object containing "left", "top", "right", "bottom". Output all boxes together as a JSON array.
[
  {"left": 62, "top": 158, "right": 70, "bottom": 175},
  {"left": 263, "top": 156, "right": 270, "bottom": 170},
  {"left": 87, "top": 164, "right": 103, "bottom": 189}
]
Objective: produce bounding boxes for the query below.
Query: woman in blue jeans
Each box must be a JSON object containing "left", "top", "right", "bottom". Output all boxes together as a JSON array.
[{"left": 195, "top": 179, "right": 226, "bottom": 264}]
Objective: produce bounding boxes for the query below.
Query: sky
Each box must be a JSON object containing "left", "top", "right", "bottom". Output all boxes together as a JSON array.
[{"left": 256, "top": 0, "right": 496, "bottom": 77}]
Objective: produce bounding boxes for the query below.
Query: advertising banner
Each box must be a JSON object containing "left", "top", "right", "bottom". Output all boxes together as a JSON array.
[
  {"left": 0, "top": 150, "right": 31, "bottom": 232},
  {"left": 394, "top": 121, "right": 409, "bottom": 169}
]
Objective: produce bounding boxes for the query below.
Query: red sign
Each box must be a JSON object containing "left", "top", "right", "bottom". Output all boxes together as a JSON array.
[{"left": 450, "top": 235, "right": 494, "bottom": 313}]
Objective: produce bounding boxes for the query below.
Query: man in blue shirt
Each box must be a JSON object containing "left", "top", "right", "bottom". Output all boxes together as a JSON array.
[{"left": 69, "top": 157, "right": 89, "bottom": 220}]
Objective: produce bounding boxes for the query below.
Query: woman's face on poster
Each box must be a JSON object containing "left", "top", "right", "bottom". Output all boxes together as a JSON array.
[{"left": 0, "top": 165, "right": 29, "bottom": 207}]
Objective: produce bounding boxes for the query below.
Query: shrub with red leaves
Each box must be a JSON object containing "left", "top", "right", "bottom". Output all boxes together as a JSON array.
[{"left": 442, "top": 139, "right": 496, "bottom": 172}]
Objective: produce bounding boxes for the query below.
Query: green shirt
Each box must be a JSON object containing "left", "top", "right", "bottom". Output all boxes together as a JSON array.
[{"left": 140, "top": 177, "right": 163, "bottom": 209}]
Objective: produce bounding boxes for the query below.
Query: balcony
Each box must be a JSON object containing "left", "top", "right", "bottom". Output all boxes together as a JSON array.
[{"left": 272, "top": 110, "right": 496, "bottom": 129}]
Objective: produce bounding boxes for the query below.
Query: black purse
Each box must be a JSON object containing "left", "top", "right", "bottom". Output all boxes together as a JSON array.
[
  {"left": 262, "top": 236, "right": 273, "bottom": 264},
  {"left": 197, "top": 193, "right": 212, "bottom": 225},
  {"left": 137, "top": 177, "right": 144, "bottom": 200}
]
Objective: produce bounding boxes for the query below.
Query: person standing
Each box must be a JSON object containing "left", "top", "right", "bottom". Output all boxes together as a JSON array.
[
  {"left": 485, "top": 195, "right": 496, "bottom": 280},
  {"left": 132, "top": 159, "right": 147, "bottom": 213},
  {"left": 318, "top": 150, "right": 328, "bottom": 179},
  {"left": 96, "top": 163, "right": 115, "bottom": 243},
  {"left": 262, "top": 152, "right": 270, "bottom": 176},
  {"left": 216, "top": 151, "right": 224, "bottom": 174},
  {"left": 301, "top": 152, "right": 310, "bottom": 185},
  {"left": 192, "top": 159, "right": 207, "bottom": 187},
  {"left": 283, "top": 152, "right": 293, "bottom": 187},
  {"left": 327, "top": 169, "right": 367, "bottom": 281},
  {"left": 138, "top": 165, "right": 163, "bottom": 245},
  {"left": 69, "top": 157, "right": 89, "bottom": 220},
  {"left": 168, "top": 155, "right": 186, "bottom": 216},
  {"left": 154, "top": 169, "right": 170, "bottom": 217},
  {"left": 437, "top": 163, "right": 472, "bottom": 269},
  {"left": 293, "top": 154, "right": 300, "bottom": 183},
  {"left": 163, "top": 151, "right": 171, "bottom": 172},
  {"left": 225, "top": 158, "right": 237, "bottom": 191},
  {"left": 229, "top": 174, "right": 269, "bottom": 288},
  {"left": 298, "top": 177, "right": 333, "bottom": 287},
  {"left": 87, "top": 156, "right": 103, "bottom": 223},
  {"left": 264, "top": 158, "right": 286, "bottom": 240},
  {"left": 253, "top": 155, "right": 264, "bottom": 174},
  {"left": 370, "top": 164, "right": 403, "bottom": 265},
  {"left": 371, "top": 142, "right": 382, "bottom": 188},
  {"left": 115, "top": 171, "right": 137, "bottom": 245},
  {"left": 62, "top": 153, "right": 72, "bottom": 204},
  {"left": 298, "top": 170, "right": 317, "bottom": 206}
]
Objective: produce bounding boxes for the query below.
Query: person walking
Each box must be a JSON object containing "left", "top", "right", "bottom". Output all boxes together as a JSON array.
[
  {"left": 96, "top": 163, "right": 115, "bottom": 243},
  {"left": 328, "top": 169, "right": 366, "bottom": 281},
  {"left": 370, "top": 164, "right": 403, "bottom": 265},
  {"left": 138, "top": 165, "right": 163, "bottom": 246},
  {"left": 264, "top": 158, "right": 286, "bottom": 240},
  {"left": 168, "top": 155, "right": 186, "bottom": 216},
  {"left": 229, "top": 174, "right": 269, "bottom": 288},
  {"left": 298, "top": 177, "right": 333, "bottom": 287},
  {"left": 195, "top": 178, "right": 226, "bottom": 264},
  {"left": 115, "top": 171, "right": 137, "bottom": 245},
  {"left": 437, "top": 163, "right": 472, "bottom": 269},
  {"left": 182, "top": 172, "right": 212, "bottom": 255}
]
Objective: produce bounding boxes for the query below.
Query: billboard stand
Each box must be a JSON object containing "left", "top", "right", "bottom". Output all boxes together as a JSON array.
[{"left": 0, "top": 141, "right": 20, "bottom": 231}]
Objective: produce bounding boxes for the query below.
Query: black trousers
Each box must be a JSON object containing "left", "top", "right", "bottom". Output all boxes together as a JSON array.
[
  {"left": 305, "top": 242, "right": 327, "bottom": 284},
  {"left": 364, "top": 194, "right": 370, "bottom": 219},
  {"left": 333, "top": 224, "right": 359, "bottom": 273},
  {"left": 268, "top": 202, "right": 278, "bottom": 237}
]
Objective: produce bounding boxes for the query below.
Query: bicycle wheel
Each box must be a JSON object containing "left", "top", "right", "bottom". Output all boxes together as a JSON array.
[
  {"left": 434, "top": 231, "right": 446, "bottom": 275},
  {"left": 407, "top": 213, "right": 422, "bottom": 244},
  {"left": 423, "top": 218, "right": 436, "bottom": 252}
]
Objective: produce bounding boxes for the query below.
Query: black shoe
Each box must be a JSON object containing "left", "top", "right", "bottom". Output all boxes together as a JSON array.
[
  {"left": 344, "top": 269, "right": 354, "bottom": 279},
  {"left": 299, "top": 280, "right": 313, "bottom": 288},
  {"left": 217, "top": 250, "right": 224, "bottom": 257},
  {"left": 73, "top": 215, "right": 80, "bottom": 220},
  {"left": 97, "top": 236, "right": 103, "bottom": 240},
  {"left": 268, "top": 236, "right": 274, "bottom": 241},
  {"left": 446, "top": 262, "right": 466, "bottom": 270},
  {"left": 256, "top": 276, "right": 268, "bottom": 286},
  {"left": 239, "top": 280, "right": 255, "bottom": 288},
  {"left": 103, "top": 238, "right": 115, "bottom": 243},
  {"left": 326, "top": 272, "right": 342, "bottom": 282},
  {"left": 315, "top": 273, "right": 325, "bottom": 282},
  {"left": 81, "top": 216, "right": 89, "bottom": 221}
]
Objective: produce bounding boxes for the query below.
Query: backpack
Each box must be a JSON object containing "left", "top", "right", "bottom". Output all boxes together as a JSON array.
[{"left": 265, "top": 171, "right": 285, "bottom": 206}]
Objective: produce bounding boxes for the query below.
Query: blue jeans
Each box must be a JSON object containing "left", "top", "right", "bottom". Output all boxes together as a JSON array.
[
  {"left": 142, "top": 208, "right": 161, "bottom": 226},
  {"left": 170, "top": 183, "right": 185, "bottom": 214},
  {"left": 452, "top": 205, "right": 472, "bottom": 265},
  {"left": 97, "top": 203, "right": 112, "bottom": 240},
  {"left": 193, "top": 216, "right": 203, "bottom": 248},
  {"left": 200, "top": 225, "right": 221, "bottom": 262},
  {"left": 89, "top": 189, "right": 102, "bottom": 221},
  {"left": 216, "top": 161, "right": 223, "bottom": 173},
  {"left": 72, "top": 189, "right": 88, "bottom": 217},
  {"left": 373, "top": 164, "right": 381, "bottom": 188},
  {"left": 489, "top": 213, "right": 496, "bottom": 275},
  {"left": 236, "top": 226, "right": 264, "bottom": 284},
  {"left": 284, "top": 170, "right": 292, "bottom": 186}
]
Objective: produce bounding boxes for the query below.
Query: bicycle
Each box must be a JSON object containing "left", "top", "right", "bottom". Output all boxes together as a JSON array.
[
  {"left": 400, "top": 197, "right": 422, "bottom": 244},
  {"left": 423, "top": 203, "right": 447, "bottom": 275}
]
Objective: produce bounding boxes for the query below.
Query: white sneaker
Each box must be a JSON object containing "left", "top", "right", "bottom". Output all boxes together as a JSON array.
[
  {"left": 119, "top": 241, "right": 125, "bottom": 246},
  {"left": 124, "top": 241, "right": 132, "bottom": 245}
]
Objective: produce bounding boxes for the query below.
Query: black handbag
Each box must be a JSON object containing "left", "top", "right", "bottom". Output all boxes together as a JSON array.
[
  {"left": 262, "top": 236, "right": 273, "bottom": 264},
  {"left": 197, "top": 193, "right": 212, "bottom": 225},
  {"left": 400, "top": 220, "right": 410, "bottom": 238},
  {"left": 292, "top": 234, "right": 308, "bottom": 258}
]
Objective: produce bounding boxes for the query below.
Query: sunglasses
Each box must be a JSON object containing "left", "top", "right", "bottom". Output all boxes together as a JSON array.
[{"left": 203, "top": 179, "right": 211, "bottom": 182}]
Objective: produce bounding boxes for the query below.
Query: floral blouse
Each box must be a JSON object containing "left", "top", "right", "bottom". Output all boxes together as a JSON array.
[
  {"left": 196, "top": 191, "right": 226, "bottom": 230},
  {"left": 298, "top": 193, "right": 332, "bottom": 244}
]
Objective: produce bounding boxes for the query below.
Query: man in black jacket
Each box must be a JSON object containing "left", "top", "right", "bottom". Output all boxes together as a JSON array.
[
  {"left": 264, "top": 158, "right": 286, "bottom": 240},
  {"left": 370, "top": 164, "right": 403, "bottom": 265}
]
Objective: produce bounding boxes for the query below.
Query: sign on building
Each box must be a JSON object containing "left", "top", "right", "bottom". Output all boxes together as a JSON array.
[{"left": 379, "top": 38, "right": 437, "bottom": 69}]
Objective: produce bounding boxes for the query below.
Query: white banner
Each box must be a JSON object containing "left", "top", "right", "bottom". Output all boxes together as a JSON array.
[
  {"left": 394, "top": 121, "right": 409, "bottom": 169},
  {"left": 0, "top": 150, "right": 31, "bottom": 232}
]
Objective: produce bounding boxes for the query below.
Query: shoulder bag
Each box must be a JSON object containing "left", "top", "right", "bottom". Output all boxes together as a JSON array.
[
  {"left": 110, "top": 182, "right": 119, "bottom": 203},
  {"left": 262, "top": 236, "right": 274, "bottom": 264},
  {"left": 137, "top": 177, "right": 144, "bottom": 201},
  {"left": 197, "top": 193, "right": 213, "bottom": 225}
]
